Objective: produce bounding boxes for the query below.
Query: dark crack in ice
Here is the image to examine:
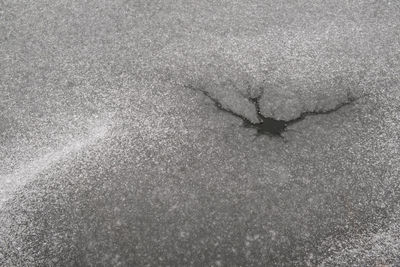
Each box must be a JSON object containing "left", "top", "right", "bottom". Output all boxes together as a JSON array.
[{"left": 188, "top": 85, "right": 364, "bottom": 139}]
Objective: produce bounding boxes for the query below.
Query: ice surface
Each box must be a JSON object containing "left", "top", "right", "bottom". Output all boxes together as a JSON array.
[
  {"left": 1, "top": 0, "right": 400, "bottom": 266},
  {"left": 149, "top": 0, "right": 398, "bottom": 122}
]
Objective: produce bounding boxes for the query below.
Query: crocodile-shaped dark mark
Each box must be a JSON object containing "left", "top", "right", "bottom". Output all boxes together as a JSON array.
[{"left": 185, "top": 84, "right": 363, "bottom": 139}]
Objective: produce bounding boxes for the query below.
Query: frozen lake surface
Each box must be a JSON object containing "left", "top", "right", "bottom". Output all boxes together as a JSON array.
[{"left": 1, "top": 0, "right": 400, "bottom": 265}]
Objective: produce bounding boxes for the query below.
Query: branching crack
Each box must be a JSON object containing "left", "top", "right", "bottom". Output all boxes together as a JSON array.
[{"left": 186, "top": 84, "right": 364, "bottom": 139}]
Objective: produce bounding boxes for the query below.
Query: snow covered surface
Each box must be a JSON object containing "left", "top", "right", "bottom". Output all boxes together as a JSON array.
[{"left": 1, "top": 0, "right": 400, "bottom": 265}]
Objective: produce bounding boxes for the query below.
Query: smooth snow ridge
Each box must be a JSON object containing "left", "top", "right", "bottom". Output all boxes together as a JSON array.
[{"left": 0, "top": 114, "right": 114, "bottom": 207}]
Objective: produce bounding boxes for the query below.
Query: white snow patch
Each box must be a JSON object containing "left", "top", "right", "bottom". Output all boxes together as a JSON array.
[{"left": 0, "top": 115, "right": 113, "bottom": 207}]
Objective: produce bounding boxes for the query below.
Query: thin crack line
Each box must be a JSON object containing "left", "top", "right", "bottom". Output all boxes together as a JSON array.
[
  {"left": 184, "top": 84, "right": 254, "bottom": 123},
  {"left": 185, "top": 84, "right": 287, "bottom": 138},
  {"left": 186, "top": 84, "right": 368, "bottom": 139},
  {"left": 286, "top": 93, "right": 369, "bottom": 126}
]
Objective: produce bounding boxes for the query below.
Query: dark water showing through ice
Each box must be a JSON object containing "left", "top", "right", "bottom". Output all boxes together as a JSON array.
[{"left": 191, "top": 86, "right": 361, "bottom": 139}]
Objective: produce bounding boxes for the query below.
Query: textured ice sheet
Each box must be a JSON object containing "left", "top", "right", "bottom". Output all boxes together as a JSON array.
[
  {"left": 150, "top": 0, "right": 399, "bottom": 120},
  {"left": 1, "top": 0, "right": 400, "bottom": 266},
  {"left": 0, "top": 114, "right": 113, "bottom": 206},
  {"left": 319, "top": 208, "right": 400, "bottom": 266}
]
